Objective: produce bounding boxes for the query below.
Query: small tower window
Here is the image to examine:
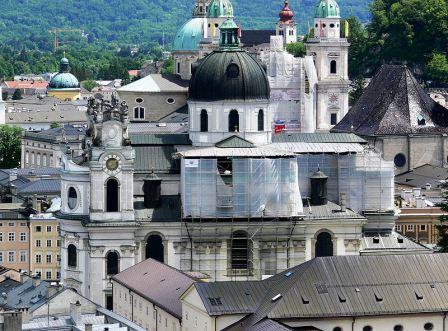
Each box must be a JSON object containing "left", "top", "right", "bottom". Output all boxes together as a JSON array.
[
  {"left": 67, "top": 244, "right": 77, "bottom": 268},
  {"left": 315, "top": 232, "right": 333, "bottom": 257},
  {"left": 330, "top": 23, "right": 335, "bottom": 28},
  {"left": 146, "top": 234, "right": 164, "bottom": 262},
  {"left": 227, "top": 64, "right": 239, "bottom": 78},
  {"left": 106, "top": 250, "right": 119, "bottom": 276},
  {"left": 200, "top": 109, "right": 208, "bottom": 132},
  {"left": 68, "top": 187, "right": 78, "bottom": 210},
  {"left": 258, "top": 109, "right": 264, "bottom": 131},
  {"left": 134, "top": 106, "right": 145, "bottom": 119},
  {"left": 106, "top": 178, "right": 119, "bottom": 212},
  {"left": 417, "top": 115, "right": 426, "bottom": 126},
  {"left": 330, "top": 60, "right": 337, "bottom": 74},
  {"left": 177, "top": 62, "right": 180, "bottom": 74},
  {"left": 330, "top": 113, "right": 338, "bottom": 125},
  {"left": 229, "top": 110, "right": 239, "bottom": 132}
]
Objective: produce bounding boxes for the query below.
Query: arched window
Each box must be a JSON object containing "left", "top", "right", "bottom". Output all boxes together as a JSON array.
[
  {"left": 145, "top": 234, "right": 164, "bottom": 262},
  {"left": 106, "top": 251, "right": 119, "bottom": 276},
  {"left": 257, "top": 109, "right": 264, "bottom": 131},
  {"left": 177, "top": 62, "right": 180, "bottom": 74},
  {"left": 231, "top": 231, "right": 250, "bottom": 270},
  {"left": 134, "top": 106, "right": 145, "bottom": 119},
  {"left": 330, "top": 60, "right": 337, "bottom": 74},
  {"left": 25, "top": 151, "right": 29, "bottom": 164},
  {"left": 67, "top": 244, "right": 77, "bottom": 268},
  {"left": 31, "top": 152, "right": 35, "bottom": 164},
  {"left": 200, "top": 109, "right": 208, "bottom": 132},
  {"left": 228, "top": 110, "right": 239, "bottom": 132},
  {"left": 36, "top": 153, "right": 41, "bottom": 166},
  {"left": 68, "top": 187, "right": 78, "bottom": 210},
  {"left": 42, "top": 154, "right": 47, "bottom": 167},
  {"left": 106, "top": 178, "right": 119, "bottom": 212},
  {"left": 362, "top": 327, "right": 373, "bottom": 331},
  {"left": 315, "top": 232, "right": 333, "bottom": 257}
]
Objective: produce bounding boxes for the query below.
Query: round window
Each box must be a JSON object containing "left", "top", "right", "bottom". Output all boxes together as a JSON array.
[
  {"left": 394, "top": 153, "right": 406, "bottom": 168},
  {"left": 330, "top": 23, "right": 335, "bottom": 28},
  {"left": 166, "top": 98, "right": 175, "bottom": 104},
  {"left": 68, "top": 187, "right": 78, "bottom": 210},
  {"left": 333, "top": 328, "right": 343, "bottom": 331},
  {"left": 227, "top": 63, "right": 240, "bottom": 79},
  {"left": 136, "top": 98, "right": 143, "bottom": 103},
  {"left": 424, "top": 323, "right": 434, "bottom": 331},
  {"left": 394, "top": 325, "right": 403, "bottom": 331},
  {"left": 315, "top": 23, "right": 318, "bottom": 28}
]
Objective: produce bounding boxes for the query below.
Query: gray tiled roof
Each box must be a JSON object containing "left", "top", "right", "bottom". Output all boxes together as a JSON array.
[
  {"left": 112, "top": 258, "right": 198, "bottom": 319},
  {"left": 6, "top": 110, "right": 87, "bottom": 125},
  {"left": 134, "top": 146, "right": 179, "bottom": 173},
  {"left": 128, "top": 122, "right": 188, "bottom": 134},
  {"left": 0, "top": 279, "right": 21, "bottom": 295},
  {"left": 159, "top": 105, "right": 189, "bottom": 123},
  {"left": 332, "top": 65, "right": 448, "bottom": 136},
  {"left": 0, "top": 278, "right": 50, "bottom": 310},
  {"left": 302, "top": 201, "right": 364, "bottom": 220},
  {"left": 23, "top": 124, "right": 86, "bottom": 142},
  {"left": 272, "top": 133, "right": 366, "bottom": 144},
  {"left": 130, "top": 134, "right": 191, "bottom": 145},
  {"left": 17, "top": 178, "right": 61, "bottom": 195},
  {"left": 245, "top": 318, "right": 293, "bottom": 331},
  {"left": 198, "top": 254, "right": 448, "bottom": 330},
  {"left": 361, "top": 232, "right": 430, "bottom": 252},
  {"left": 215, "top": 135, "right": 255, "bottom": 148},
  {"left": 395, "top": 164, "right": 448, "bottom": 189}
]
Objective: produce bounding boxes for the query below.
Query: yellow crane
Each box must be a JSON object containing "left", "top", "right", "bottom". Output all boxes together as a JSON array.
[{"left": 48, "top": 28, "right": 83, "bottom": 51}]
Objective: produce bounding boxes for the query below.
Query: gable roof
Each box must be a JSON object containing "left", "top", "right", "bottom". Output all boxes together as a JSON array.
[
  {"left": 215, "top": 135, "right": 255, "bottom": 148},
  {"left": 118, "top": 74, "right": 188, "bottom": 93},
  {"left": 111, "top": 258, "right": 199, "bottom": 319},
  {"left": 395, "top": 164, "right": 448, "bottom": 189},
  {"left": 196, "top": 254, "right": 448, "bottom": 330},
  {"left": 332, "top": 65, "right": 448, "bottom": 136}
]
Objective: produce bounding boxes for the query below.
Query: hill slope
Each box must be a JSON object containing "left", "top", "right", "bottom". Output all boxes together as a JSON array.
[{"left": 0, "top": 0, "right": 371, "bottom": 51}]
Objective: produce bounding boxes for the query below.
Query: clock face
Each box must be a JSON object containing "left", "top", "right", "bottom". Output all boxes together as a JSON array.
[{"left": 106, "top": 158, "right": 119, "bottom": 171}]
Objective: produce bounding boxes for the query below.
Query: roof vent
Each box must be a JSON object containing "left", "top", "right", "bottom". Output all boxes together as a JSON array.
[
  {"left": 374, "top": 292, "right": 383, "bottom": 302},
  {"left": 415, "top": 291, "right": 423, "bottom": 300},
  {"left": 208, "top": 297, "right": 223, "bottom": 306},
  {"left": 285, "top": 271, "right": 293, "bottom": 277},
  {"left": 315, "top": 283, "right": 328, "bottom": 294},
  {"left": 271, "top": 294, "right": 282, "bottom": 302},
  {"left": 301, "top": 295, "right": 309, "bottom": 304},
  {"left": 397, "top": 237, "right": 404, "bottom": 244},
  {"left": 430, "top": 283, "right": 436, "bottom": 289},
  {"left": 338, "top": 293, "right": 346, "bottom": 303},
  {"left": 373, "top": 237, "right": 380, "bottom": 244},
  {"left": 355, "top": 288, "right": 360, "bottom": 293}
]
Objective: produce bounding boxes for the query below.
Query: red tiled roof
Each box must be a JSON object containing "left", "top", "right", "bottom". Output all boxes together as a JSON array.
[
  {"left": 128, "top": 70, "right": 140, "bottom": 77},
  {"left": 4, "top": 81, "right": 49, "bottom": 89}
]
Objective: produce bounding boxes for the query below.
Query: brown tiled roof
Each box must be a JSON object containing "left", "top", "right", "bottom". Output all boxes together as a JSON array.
[{"left": 112, "top": 258, "right": 198, "bottom": 319}]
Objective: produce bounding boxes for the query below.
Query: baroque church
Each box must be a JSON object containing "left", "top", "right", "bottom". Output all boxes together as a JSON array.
[{"left": 58, "top": 0, "right": 410, "bottom": 309}]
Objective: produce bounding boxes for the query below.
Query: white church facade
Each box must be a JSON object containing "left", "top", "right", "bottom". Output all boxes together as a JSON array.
[{"left": 57, "top": 1, "right": 408, "bottom": 309}]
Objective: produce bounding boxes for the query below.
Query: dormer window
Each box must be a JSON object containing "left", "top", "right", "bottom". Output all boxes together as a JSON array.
[{"left": 417, "top": 115, "right": 426, "bottom": 126}]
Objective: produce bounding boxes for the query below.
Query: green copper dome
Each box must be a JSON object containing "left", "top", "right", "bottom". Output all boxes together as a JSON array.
[
  {"left": 315, "top": 0, "right": 340, "bottom": 18},
  {"left": 49, "top": 58, "right": 80, "bottom": 89},
  {"left": 208, "top": 0, "right": 233, "bottom": 18},
  {"left": 173, "top": 17, "right": 206, "bottom": 52}
]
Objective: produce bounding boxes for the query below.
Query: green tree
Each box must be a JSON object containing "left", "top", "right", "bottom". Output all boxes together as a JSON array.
[
  {"left": 427, "top": 53, "right": 448, "bottom": 84},
  {"left": 161, "top": 57, "right": 174, "bottom": 74},
  {"left": 349, "top": 75, "right": 367, "bottom": 106},
  {"left": 81, "top": 80, "right": 99, "bottom": 92},
  {"left": 0, "top": 125, "right": 23, "bottom": 168},
  {"left": 345, "top": 16, "right": 371, "bottom": 78},
  {"left": 285, "top": 42, "right": 306, "bottom": 58},
  {"left": 12, "top": 89, "right": 22, "bottom": 100},
  {"left": 50, "top": 122, "right": 60, "bottom": 129}
]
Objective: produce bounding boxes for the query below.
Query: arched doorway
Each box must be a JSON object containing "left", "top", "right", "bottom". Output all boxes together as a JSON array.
[
  {"left": 106, "top": 251, "right": 119, "bottom": 276},
  {"left": 315, "top": 232, "right": 333, "bottom": 257},
  {"left": 145, "top": 234, "right": 164, "bottom": 262},
  {"left": 106, "top": 178, "right": 119, "bottom": 212}
]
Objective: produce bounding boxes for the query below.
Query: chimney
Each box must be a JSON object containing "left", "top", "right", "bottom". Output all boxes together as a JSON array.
[
  {"left": 339, "top": 192, "right": 347, "bottom": 212},
  {"left": 70, "top": 300, "right": 82, "bottom": 325},
  {"left": 425, "top": 183, "right": 431, "bottom": 191},
  {"left": 412, "top": 187, "right": 421, "bottom": 197},
  {"left": 85, "top": 323, "right": 93, "bottom": 331},
  {"left": 310, "top": 169, "right": 328, "bottom": 206},
  {"left": 32, "top": 275, "right": 41, "bottom": 288},
  {"left": 415, "top": 197, "right": 426, "bottom": 208},
  {"left": 32, "top": 194, "right": 40, "bottom": 212}
]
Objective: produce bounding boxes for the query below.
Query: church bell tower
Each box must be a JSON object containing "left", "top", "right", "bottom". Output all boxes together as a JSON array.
[{"left": 276, "top": 0, "right": 297, "bottom": 45}]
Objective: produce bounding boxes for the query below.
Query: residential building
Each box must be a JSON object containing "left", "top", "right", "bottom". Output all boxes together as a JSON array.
[
  {"left": 117, "top": 74, "right": 189, "bottom": 122},
  {"left": 112, "top": 258, "right": 203, "bottom": 330},
  {"left": 29, "top": 214, "right": 61, "bottom": 280},
  {"left": 181, "top": 254, "right": 448, "bottom": 331},
  {"left": 332, "top": 65, "right": 448, "bottom": 174},
  {"left": 0, "top": 204, "right": 30, "bottom": 273},
  {"left": 1, "top": 81, "right": 48, "bottom": 97}
]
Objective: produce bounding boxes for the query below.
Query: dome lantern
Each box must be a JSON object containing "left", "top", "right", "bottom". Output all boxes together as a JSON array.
[
  {"left": 208, "top": 0, "right": 234, "bottom": 18},
  {"left": 219, "top": 17, "right": 240, "bottom": 50},
  {"left": 315, "top": 0, "right": 340, "bottom": 18}
]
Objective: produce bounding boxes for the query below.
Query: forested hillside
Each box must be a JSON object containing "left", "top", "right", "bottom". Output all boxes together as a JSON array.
[{"left": 0, "top": 0, "right": 371, "bottom": 51}]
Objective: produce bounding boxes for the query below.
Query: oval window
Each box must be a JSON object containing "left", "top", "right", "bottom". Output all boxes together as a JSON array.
[
  {"left": 68, "top": 187, "right": 78, "bottom": 210},
  {"left": 394, "top": 153, "right": 406, "bottom": 168},
  {"left": 330, "top": 23, "right": 335, "bottom": 28},
  {"left": 424, "top": 323, "right": 434, "bottom": 331},
  {"left": 394, "top": 326, "right": 403, "bottom": 331},
  {"left": 166, "top": 98, "right": 175, "bottom": 104},
  {"left": 136, "top": 98, "right": 143, "bottom": 103}
]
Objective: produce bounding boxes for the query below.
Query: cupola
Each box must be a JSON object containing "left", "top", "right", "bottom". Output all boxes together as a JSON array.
[{"left": 279, "top": 0, "right": 294, "bottom": 23}]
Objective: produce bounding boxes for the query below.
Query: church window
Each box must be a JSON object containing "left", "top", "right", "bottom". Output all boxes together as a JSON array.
[
  {"left": 177, "top": 62, "right": 180, "bottom": 74},
  {"left": 315, "top": 23, "right": 318, "bottom": 28},
  {"left": 68, "top": 187, "right": 78, "bottom": 210},
  {"left": 330, "top": 23, "right": 335, "bottom": 28},
  {"left": 279, "top": 30, "right": 284, "bottom": 35},
  {"left": 394, "top": 325, "right": 403, "bottom": 331},
  {"left": 106, "top": 250, "right": 119, "bottom": 275},
  {"left": 330, "top": 60, "right": 337, "bottom": 74},
  {"left": 31, "top": 152, "right": 35, "bottom": 164},
  {"left": 166, "top": 98, "right": 175, "bottom": 104},
  {"left": 424, "top": 323, "right": 434, "bottom": 330},
  {"left": 231, "top": 231, "right": 250, "bottom": 270},
  {"left": 228, "top": 110, "right": 239, "bottom": 132},
  {"left": 330, "top": 113, "right": 337, "bottom": 125},
  {"left": 333, "top": 328, "right": 343, "bottom": 331},
  {"left": 362, "top": 327, "right": 372, "bottom": 331},
  {"left": 200, "top": 109, "right": 208, "bottom": 132},
  {"left": 322, "top": 23, "right": 326, "bottom": 28},
  {"left": 25, "top": 151, "right": 29, "bottom": 164},
  {"left": 133, "top": 106, "right": 145, "bottom": 119},
  {"left": 106, "top": 178, "right": 119, "bottom": 212},
  {"left": 146, "top": 234, "right": 164, "bottom": 262},
  {"left": 42, "top": 154, "right": 47, "bottom": 166},
  {"left": 214, "top": 23, "right": 219, "bottom": 28},
  {"left": 67, "top": 244, "right": 77, "bottom": 268},
  {"left": 258, "top": 109, "right": 264, "bottom": 131},
  {"left": 394, "top": 153, "right": 406, "bottom": 168},
  {"left": 315, "top": 232, "right": 333, "bottom": 257},
  {"left": 135, "top": 98, "right": 143, "bottom": 103},
  {"left": 227, "top": 63, "right": 239, "bottom": 78},
  {"left": 417, "top": 115, "right": 426, "bottom": 126}
]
